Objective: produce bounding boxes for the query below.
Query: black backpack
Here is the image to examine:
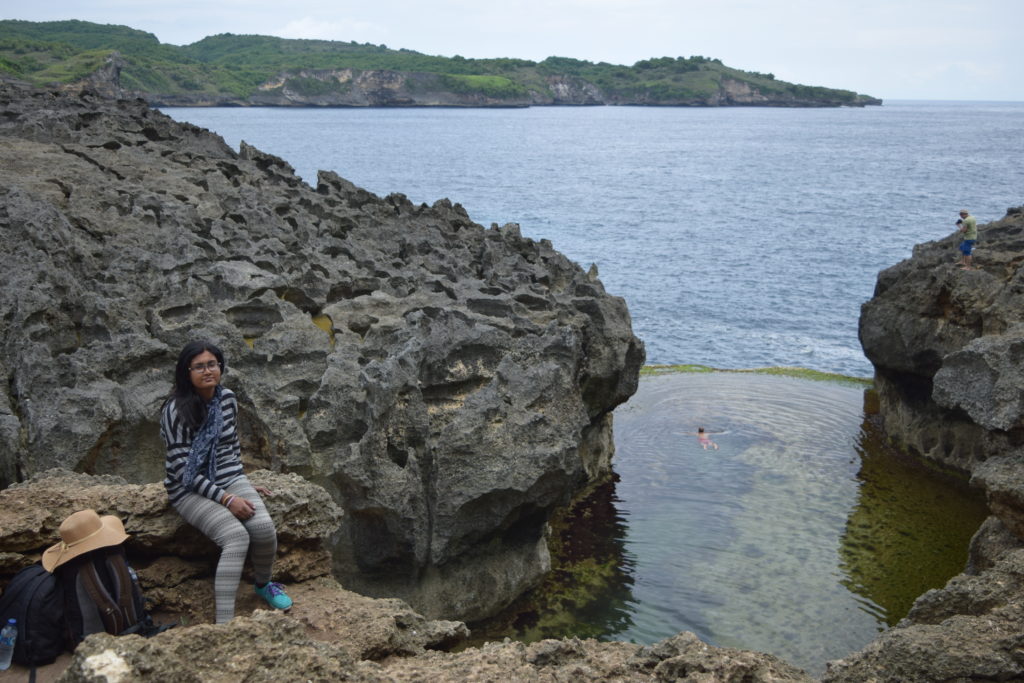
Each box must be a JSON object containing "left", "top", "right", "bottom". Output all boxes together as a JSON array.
[
  {"left": 58, "top": 545, "right": 173, "bottom": 646},
  {"left": 0, "top": 564, "right": 66, "bottom": 668}
]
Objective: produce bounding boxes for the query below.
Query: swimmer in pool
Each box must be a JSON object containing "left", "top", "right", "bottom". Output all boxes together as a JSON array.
[{"left": 683, "top": 427, "right": 720, "bottom": 450}]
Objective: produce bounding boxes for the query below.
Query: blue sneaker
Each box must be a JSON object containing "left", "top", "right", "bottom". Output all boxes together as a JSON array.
[{"left": 255, "top": 581, "right": 293, "bottom": 610}]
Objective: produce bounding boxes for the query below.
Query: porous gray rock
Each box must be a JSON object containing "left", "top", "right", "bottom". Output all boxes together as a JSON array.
[
  {"left": 371, "top": 631, "right": 812, "bottom": 682},
  {"left": 0, "top": 79, "right": 644, "bottom": 620},
  {"left": 859, "top": 208, "right": 1024, "bottom": 472},
  {"left": 932, "top": 327, "right": 1024, "bottom": 432},
  {"left": 0, "top": 468, "right": 472, "bottom": 679},
  {"left": 858, "top": 208, "right": 1024, "bottom": 540},
  {"left": 57, "top": 612, "right": 353, "bottom": 683},
  {"left": 58, "top": 612, "right": 811, "bottom": 683},
  {"left": 845, "top": 207, "right": 1024, "bottom": 681},
  {"left": 0, "top": 468, "right": 341, "bottom": 584}
]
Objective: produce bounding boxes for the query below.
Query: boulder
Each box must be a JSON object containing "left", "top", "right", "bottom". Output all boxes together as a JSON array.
[
  {"left": 0, "top": 469, "right": 341, "bottom": 585},
  {"left": 0, "top": 80, "right": 644, "bottom": 620},
  {"left": 60, "top": 612, "right": 357, "bottom": 683}
]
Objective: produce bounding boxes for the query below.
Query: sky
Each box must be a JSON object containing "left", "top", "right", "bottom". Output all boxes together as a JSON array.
[{"left": 4, "top": 0, "right": 1023, "bottom": 101}]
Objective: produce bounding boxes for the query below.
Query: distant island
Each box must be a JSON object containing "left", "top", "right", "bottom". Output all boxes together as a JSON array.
[{"left": 0, "top": 19, "right": 882, "bottom": 108}]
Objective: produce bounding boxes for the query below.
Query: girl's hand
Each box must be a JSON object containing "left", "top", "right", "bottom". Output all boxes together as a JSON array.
[
  {"left": 253, "top": 485, "right": 272, "bottom": 497},
  {"left": 227, "top": 496, "right": 256, "bottom": 520}
]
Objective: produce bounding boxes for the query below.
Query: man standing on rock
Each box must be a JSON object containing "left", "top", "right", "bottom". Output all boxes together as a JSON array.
[{"left": 957, "top": 209, "right": 978, "bottom": 270}]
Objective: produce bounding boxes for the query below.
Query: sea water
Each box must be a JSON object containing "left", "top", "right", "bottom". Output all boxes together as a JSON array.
[{"left": 163, "top": 101, "right": 1024, "bottom": 378}]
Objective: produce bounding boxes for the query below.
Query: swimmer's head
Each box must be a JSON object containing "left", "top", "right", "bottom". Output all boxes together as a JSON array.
[{"left": 698, "top": 427, "right": 705, "bottom": 433}]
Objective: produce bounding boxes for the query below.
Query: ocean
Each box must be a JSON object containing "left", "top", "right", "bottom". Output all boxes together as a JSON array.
[{"left": 162, "top": 101, "right": 1024, "bottom": 378}]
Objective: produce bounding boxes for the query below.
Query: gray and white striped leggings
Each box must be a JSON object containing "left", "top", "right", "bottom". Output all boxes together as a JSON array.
[{"left": 172, "top": 475, "right": 278, "bottom": 624}]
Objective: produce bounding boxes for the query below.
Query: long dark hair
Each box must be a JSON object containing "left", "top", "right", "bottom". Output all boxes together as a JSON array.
[{"left": 164, "top": 340, "right": 226, "bottom": 432}]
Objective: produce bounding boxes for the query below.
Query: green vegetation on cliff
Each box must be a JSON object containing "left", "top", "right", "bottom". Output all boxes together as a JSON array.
[
  {"left": 0, "top": 19, "right": 881, "bottom": 106},
  {"left": 641, "top": 364, "right": 873, "bottom": 387}
]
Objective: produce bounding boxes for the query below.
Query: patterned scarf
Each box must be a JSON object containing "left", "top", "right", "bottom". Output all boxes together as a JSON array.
[{"left": 183, "top": 385, "right": 223, "bottom": 490}]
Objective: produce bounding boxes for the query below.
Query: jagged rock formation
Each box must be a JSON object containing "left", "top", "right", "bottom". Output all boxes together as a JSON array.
[
  {"left": 0, "top": 79, "right": 644, "bottom": 621},
  {"left": 836, "top": 207, "right": 1024, "bottom": 681},
  {"left": 822, "top": 516, "right": 1024, "bottom": 682},
  {"left": 60, "top": 621, "right": 813, "bottom": 682},
  {"left": 859, "top": 208, "right": 1024, "bottom": 493}
]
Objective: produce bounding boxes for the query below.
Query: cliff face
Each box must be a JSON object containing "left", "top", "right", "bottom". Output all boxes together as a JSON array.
[
  {"left": 859, "top": 207, "right": 1024, "bottom": 475},
  {"left": 832, "top": 207, "right": 1024, "bottom": 681},
  {"left": 0, "top": 80, "right": 644, "bottom": 621},
  {"left": 231, "top": 69, "right": 608, "bottom": 108}
]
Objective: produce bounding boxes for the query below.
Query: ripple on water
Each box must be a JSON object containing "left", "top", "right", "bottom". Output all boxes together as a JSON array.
[
  {"left": 611, "top": 372, "right": 985, "bottom": 675},
  {"left": 464, "top": 372, "right": 985, "bottom": 677}
]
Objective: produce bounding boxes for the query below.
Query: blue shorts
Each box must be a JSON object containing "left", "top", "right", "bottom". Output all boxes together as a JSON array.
[{"left": 960, "top": 240, "right": 975, "bottom": 255}]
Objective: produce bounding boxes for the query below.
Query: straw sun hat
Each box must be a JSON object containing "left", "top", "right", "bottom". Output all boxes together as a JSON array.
[{"left": 41, "top": 509, "right": 130, "bottom": 572}]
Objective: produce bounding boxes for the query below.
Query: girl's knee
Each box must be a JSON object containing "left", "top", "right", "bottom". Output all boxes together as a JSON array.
[
  {"left": 214, "top": 520, "right": 252, "bottom": 552},
  {"left": 248, "top": 519, "right": 278, "bottom": 546}
]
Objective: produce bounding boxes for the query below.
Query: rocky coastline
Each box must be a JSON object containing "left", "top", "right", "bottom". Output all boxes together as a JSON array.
[
  {"left": 46, "top": 43, "right": 881, "bottom": 109},
  {"left": 1, "top": 77, "right": 1021, "bottom": 680},
  {"left": 148, "top": 68, "right": 880, "bottom": 109}
]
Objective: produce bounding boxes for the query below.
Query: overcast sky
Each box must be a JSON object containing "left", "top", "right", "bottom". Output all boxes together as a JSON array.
[{"left": 6, "top": 0, "right": 1023, "bottom": 100}]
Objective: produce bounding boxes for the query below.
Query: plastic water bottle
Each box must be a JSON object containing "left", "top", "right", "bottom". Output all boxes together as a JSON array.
[{"left": 0, "top": 618, "right": 16, "bottom": 670}]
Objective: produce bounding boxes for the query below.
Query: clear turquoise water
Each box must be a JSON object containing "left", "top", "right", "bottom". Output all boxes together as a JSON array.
[{"left": 163, "top": 101, "right": 1024, "bottom": 377}]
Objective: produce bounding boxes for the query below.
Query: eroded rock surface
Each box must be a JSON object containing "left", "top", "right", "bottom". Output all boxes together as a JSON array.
[
  {"left": 0, "top": 469, "right": 341, "bottom": 589},
  {"left": 842, "top": 207, "right": 1024, "bottom": 681},
  {"left": 58, "top": 613, "right": 811, "bottom": 683},
  {"left": 1, "top": 470, "right": 470, "bottom": 678},
  {"left": 0, "top": 80, "right": 644, "bottom": 619},
  {"left": 859, "top": 207, "right": 1024, "bottom": 473}
]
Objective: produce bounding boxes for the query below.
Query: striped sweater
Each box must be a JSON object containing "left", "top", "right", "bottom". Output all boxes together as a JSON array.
[{"left": 161, "top": 388, "right": 245, "bottom": 505}]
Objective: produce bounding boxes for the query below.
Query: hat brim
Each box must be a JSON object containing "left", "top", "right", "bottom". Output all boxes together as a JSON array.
[{"left": 41, "top": 515, "right": 129, "bottom": 573}]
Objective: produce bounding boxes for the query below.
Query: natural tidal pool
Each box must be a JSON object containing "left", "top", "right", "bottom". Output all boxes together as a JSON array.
[{"left": 467, "top": 372, "right": 988, "bottom": 675}]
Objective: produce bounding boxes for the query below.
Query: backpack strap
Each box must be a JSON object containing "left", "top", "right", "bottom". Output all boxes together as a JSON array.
[
  {"left": 103, "top": 550, "right": 140, "bottom": 629},
  {"left": 78, "top": 563, "right": 125, "bottom": 635}
]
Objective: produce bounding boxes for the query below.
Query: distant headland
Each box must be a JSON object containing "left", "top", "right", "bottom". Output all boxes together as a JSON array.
[{"left": 0, "top": 19, "right": 882, "bottom": 108}]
